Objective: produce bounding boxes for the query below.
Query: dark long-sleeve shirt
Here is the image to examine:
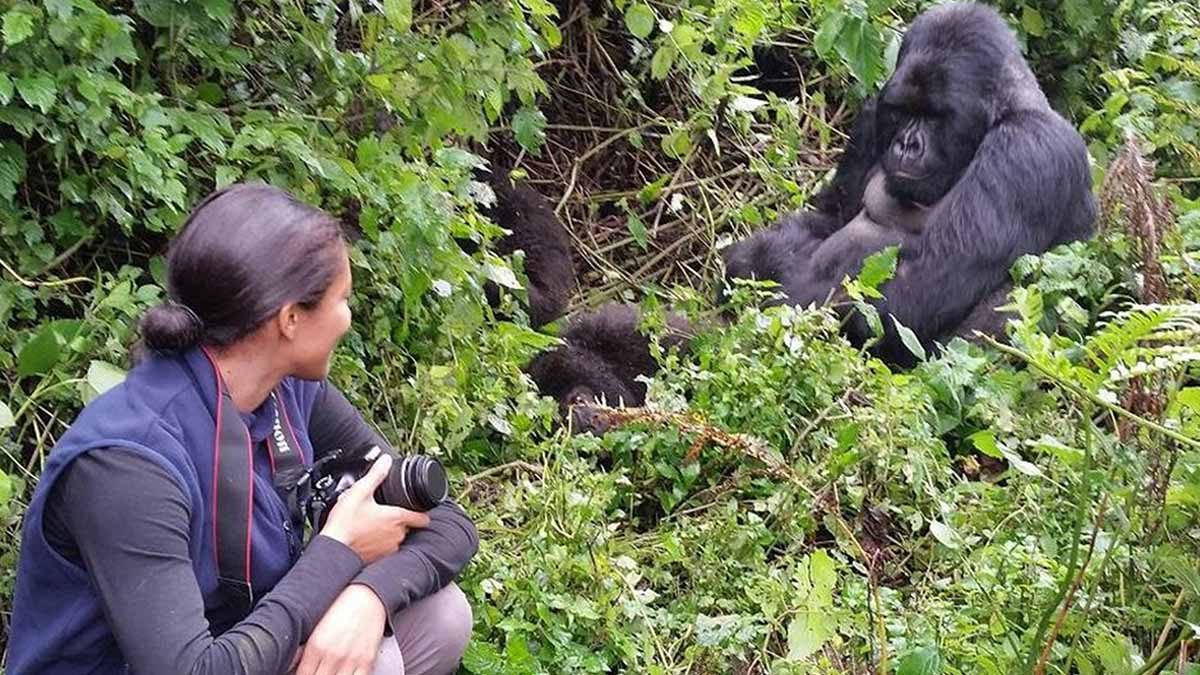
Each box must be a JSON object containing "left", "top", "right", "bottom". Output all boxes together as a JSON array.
[{"left": 42, "top": 383, "right": 478, "bottom": 675}]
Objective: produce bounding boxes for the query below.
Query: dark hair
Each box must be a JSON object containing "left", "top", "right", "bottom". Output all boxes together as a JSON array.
[{"left": 140, "top": 183, "right": 346, "bottom": 352}]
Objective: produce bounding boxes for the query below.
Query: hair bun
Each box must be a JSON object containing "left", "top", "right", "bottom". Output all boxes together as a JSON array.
[{"left": 139, "top": 301, "right": 204, "bottom": 352}]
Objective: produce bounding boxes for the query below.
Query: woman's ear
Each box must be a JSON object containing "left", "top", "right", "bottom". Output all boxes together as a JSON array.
[{"left": 277, "top": 302, "right": 301, "bottom": 341}]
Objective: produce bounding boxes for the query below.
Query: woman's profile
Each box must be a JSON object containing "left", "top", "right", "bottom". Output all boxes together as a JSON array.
[{"left": 8, "top": 183, "right": 478, "bottom": 675}]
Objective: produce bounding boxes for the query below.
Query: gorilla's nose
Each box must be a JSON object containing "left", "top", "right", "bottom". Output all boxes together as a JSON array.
[{"left": 898, "top": 128, "right": 924, "bottom": 158}]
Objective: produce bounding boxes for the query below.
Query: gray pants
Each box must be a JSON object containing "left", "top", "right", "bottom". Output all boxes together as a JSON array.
[{"left": 371, "top": 583, "right": 473, "bottom": 675}]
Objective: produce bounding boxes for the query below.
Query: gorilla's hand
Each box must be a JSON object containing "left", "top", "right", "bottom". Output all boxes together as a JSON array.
[{"left": 720, "top": 211, "right": 838, "bottom": 289}]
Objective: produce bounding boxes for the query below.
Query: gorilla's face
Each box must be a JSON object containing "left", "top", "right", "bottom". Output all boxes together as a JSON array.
[
  {"left": 877, "top": 56, "right": 990, "bottom": 206},
  {"left": 564, "top": 385, "right": 609, "bottom": 434}
]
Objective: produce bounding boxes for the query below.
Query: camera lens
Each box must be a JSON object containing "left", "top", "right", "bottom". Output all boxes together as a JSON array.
[{"left": 379, "top": 455, "right": 449, "bottom": 511}]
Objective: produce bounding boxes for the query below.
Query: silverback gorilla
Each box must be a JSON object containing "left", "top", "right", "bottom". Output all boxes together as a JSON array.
[{"left": 722, "top": 3, "right": 1097, "bottom": 365}]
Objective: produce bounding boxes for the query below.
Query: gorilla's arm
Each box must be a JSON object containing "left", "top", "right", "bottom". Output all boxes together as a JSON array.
[
  {"left": 810, "top": 96, "right": 882, "bottom": 228},
  {"left": 720, "top": 96, "right": 883, "bottom": 292},
  {"left": 844, "top": 109, "right": 1096, "bottom": 363},
  {"left": 721, "top": 211, "right": 837, "bottom": 287}
]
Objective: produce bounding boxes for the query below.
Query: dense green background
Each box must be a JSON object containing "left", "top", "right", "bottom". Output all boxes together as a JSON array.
[{"left": 2, "top": 0, "right": 1199, "bottom": 672}]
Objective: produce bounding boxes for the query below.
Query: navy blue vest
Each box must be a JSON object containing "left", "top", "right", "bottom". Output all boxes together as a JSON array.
[{"left": 8, "top": 347, "right": 323, "bottom": 674}]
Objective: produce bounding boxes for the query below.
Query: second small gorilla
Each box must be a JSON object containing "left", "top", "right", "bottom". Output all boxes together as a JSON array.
[
  {"left": 525, "top": 303, "right": 694, "bottom": 433},
  {"left": 723, "top": 3, "right": 1097, "bottom": 365},
  {"left": 473, "top": 168, "right": 576, "bottom": 327}
]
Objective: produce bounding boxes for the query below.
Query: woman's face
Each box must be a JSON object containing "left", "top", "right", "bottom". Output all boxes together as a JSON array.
[{"left": 289, "top": 247, "right": 353, "bottom": 380}]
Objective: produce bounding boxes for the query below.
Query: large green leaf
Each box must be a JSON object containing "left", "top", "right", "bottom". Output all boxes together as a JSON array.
[
  {"left": 897, "top": 646, "right": 944, "bottom": 675},
  {"left": 894, "top": 318, "right": 927, "bottom": 362},
  {"left": 3, "top": 7, "right": 35, "bottom": 46},
  {"left": 857, "top": 246, "right": 898, "bottom": 294},
  {"left": 17, "top": 325, "right": 62, "bottom": 378},
  {"left": 624, "top": 3, "right": 655, "bottom": 39},
  {"left": 81, "top": 360, "right": 127, "bottom": 404},
  {"left": 17, "top": 320, "right": 82, "bottom": 378},
  {"left": 511, "top": 108, "right": 546, "bottom": 155},
  {"left": 16, "top": 72, "right": 56, "bottom": 113},
  {"left": 836, "top": 17, "right": 885, "bottom": 89},
  {"left": 384, "top": 0, "right": 412, "bottom": 33}
]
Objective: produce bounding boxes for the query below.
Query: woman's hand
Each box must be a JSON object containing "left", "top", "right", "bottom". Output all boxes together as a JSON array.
[
  {"left": 319, "top": 454, "right": 431, "bottom": 564},
  {"left": 295, "top": 584, "right": 387, "bottom": 675}
]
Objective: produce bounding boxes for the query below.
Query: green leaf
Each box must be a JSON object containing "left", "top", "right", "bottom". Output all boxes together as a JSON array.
[
  {"left": 0, "top": 141, "right": 28, "bottom": 201},
  {"left": 624, "top": 3, "right": 655, "bottom": 39},
  {"left": 485, "top": 262, "right": 521, "bottom": 290},
  {"left": 928, "top": 520, "right": 961, "bottom": 549},
  {"left": 733, "top": 4, "right": 765, "bottom": 38},
  {"left": 87, "top": 360, "right": 126, "bottom": 397},
  {"left": 897, "top": 646, "right": 944, "bottom": 675},
  {"left": 215, "top": 165, "right": 241, "bottom": 188},
  {"left": 502, "top": 633, "right": 538, "bottom": 669},
  {"left": 856, "top": 246, "right": 898, "bottom": 293},
  {"left": 1001, "top": 447, "right": 1044, "bottom": 477},
  {"left": 969, "top": 430, "right": 1003, "bottom": 458},
  {"left": 786, "top": 612, "right": 833, "bottom": 661},
  {"left": 0, "top": 72, "right": 12, "bottom": 105},
  {"left": 0, "top": 471, "right": 13, "bottom": 506},
  {"left": 461, "top": 640, "right": 508, "bottom": 672},
  {"left": 661, "top": 127, "right": 691, "bottom": 159},
  {"left": 835, "top": 422, "right": 860, "bottom": 451},
  {"left": 836, "top": 16, "right": 885, "bottom": 89},
  {"left": 16, "top": 72, "right": 56, "bottom": 113},
  {"left": 44, "top": 0, "right": 72, "bottom": 19},
  {"left": 1022, "top": 5, "right": 1047, "bottom": 37},
  {"left": 18, "top": 325, "right": 61, "bottom": 378},
  {"left": 0, "top": 400, "right": 14, "bottom": 429},
  {"left": 814, "top": 11, "right": 845, "bottom": 59},
  {"left": 511, "top": 108, "right": 546, "bottom": 155},
  {"left": 650, "top": 44, "right": 676, "bottom": 80},
  {"left": 1177, "top": 387, "right": 1200, "bottom": 412},
  {"left": 894, "top": 317, "right": 926, "bottom": 362},
  {"left": 17, "top": 319, "right": 82, "bottom": 378},
  {"left": 383, "top": 0, "right": 412, "bottom": 33},
  {"left": 627, "top": 211, "right": 648, "bottom": 250},
  {"left": 809, "top": 549, "right": 836, "bottom": 600},
  {"left": 672, "top": 23, "right": 700, "bottom": 51},
  {"left": 3, "top": 7, "right": 35, "bottom": 47},
  {"left": 854, "top": 300, "right": 883, "bottom": 338}
]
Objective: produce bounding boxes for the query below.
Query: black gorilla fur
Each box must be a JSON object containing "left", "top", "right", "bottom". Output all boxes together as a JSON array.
[
  {"left": 722, "top": 3, "right": 1097, "bottom": 365},
  {"left": 474, "top": 169, "right": 576, "bottom": 328},
  {"left": 525, "top": 303, "right": 694, "bottom": 433}
]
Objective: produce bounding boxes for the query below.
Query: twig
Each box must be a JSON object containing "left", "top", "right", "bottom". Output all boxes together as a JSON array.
[
  {"left": 1034, "top": 493, "right": 1111, "bottom": 674},
  {"left": 35, "top": 234, "right": 92, "bottom": 277},
  {"left": 1153, "top": 588, "right": 1187, "bottom": 653},
  {"left": 0, "top": 257, "right": 92, "bottom": 288},
  {"left": 555, "top": 123, "right": 656, "bottom": 215},
  {"left": 462, "top": 460, "right": 544, "bottom": 485}
]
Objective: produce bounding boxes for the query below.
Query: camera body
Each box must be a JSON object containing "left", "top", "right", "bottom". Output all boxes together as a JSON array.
[{"left": 305, "top": 445, "right": 449, "bottom": 531}]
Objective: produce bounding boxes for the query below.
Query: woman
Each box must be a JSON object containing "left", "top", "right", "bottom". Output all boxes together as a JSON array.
[{"left": 9, "top": 183, "right": 478, "bottom": 675}]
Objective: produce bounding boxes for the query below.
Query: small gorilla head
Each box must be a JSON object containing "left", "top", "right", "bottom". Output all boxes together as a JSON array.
[
  {"left": 875, "top": 4, "right": 1016, "bottom": 205},
  {"left": 524, "top": 341, "right": 641, "bottom": 434},
  {"left": 524, "top": 303, "right": 695, "bottom": 434}
]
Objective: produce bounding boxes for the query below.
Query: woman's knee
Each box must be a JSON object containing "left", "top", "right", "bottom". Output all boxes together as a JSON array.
[
  {"left": 390, "top": 583, "right": 474, "bottom": 675},
  {"left": 429, "top": 581, "right": 470, "bottom": 643},
  {"left": 430, "top": 583, "right": 473, "bottom": 655}
]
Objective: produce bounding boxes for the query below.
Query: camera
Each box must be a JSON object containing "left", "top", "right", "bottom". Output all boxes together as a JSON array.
[{"left": 304, "top": 445, "right": 449, "bottom": 531}]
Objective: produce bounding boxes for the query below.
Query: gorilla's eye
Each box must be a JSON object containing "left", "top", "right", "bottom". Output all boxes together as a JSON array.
[{"left": 568, "top": 388, "right": 596, "bottom": 406}]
